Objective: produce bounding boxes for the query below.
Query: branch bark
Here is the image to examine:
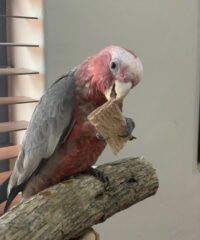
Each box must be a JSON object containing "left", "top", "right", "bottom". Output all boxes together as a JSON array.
[{"left": 0, "top": 157, "right": 159, "bottom": 240}]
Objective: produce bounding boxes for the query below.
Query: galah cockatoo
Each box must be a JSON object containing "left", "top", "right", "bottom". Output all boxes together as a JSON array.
[{"left": 0, "top": 45, "right": 143, "bottom": 211}]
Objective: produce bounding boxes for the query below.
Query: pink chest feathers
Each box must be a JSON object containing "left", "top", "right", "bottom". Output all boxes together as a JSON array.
[
  {"left": 50, "top": 121, "right": 106, "bottom": 183},
  {"left": 49, "top": 85, "right": 107, "bottom": 184}
]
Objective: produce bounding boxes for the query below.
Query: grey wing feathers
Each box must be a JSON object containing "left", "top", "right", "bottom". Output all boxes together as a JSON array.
[{"left": 8, "top": 72, "right": 76, "bottom": 194}]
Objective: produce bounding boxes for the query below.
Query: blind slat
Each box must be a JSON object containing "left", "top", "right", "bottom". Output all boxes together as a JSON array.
[
  {"left": 0, "top": 14, "right": 38, "bottom": 20},
  {"left": 0, "top": 68, "right": 39, "bottom": 76},
  {"left": 0, "top": 145, "right": 20, "bottom": 161},
  {"left": 0, "top": 43, "right": 39, "bottom": 47},
  {"left": 0, "top": 96, "right": 38, "bottom": 105},
  {"left": 0, "top": 121, "right": 28, "bottom": 133}
]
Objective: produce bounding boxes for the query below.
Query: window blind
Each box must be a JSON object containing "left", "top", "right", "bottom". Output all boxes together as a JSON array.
[{"left": 0, "top": 0, "right": 41, "bottom": 215}]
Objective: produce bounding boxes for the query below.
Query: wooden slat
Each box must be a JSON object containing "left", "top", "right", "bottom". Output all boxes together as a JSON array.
[
  {"left": 0, "top": 171, "right": 11, "bottom": 184},
  {"left": 0, "top": 43, "right": 39, "bottom": 47},
  {"left": 0, "top": 96, "right": 38, "bottom": 105},
  {"left": 0, "top": 68, "right": 39, "bottom": 76},
  {"left": 0, "top": 14, "right": 38, "bottom": 19},
  {"left": 0, "top": 121, "right": 28, "bottom": 133},
  {"left": 0, "top": 195, "right": 21, "bottom": 216},
  {"left": 0, "top": 145, "right": 20, "bottom": 161}
]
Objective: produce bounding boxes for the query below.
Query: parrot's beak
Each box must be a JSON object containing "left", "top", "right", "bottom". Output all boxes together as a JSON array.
[{"left": 105, "top": 80, "right": 132, "bottom": 100}]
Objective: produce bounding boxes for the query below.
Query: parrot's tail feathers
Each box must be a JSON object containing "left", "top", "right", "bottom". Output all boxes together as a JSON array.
[
  {"left": 0, "top": 177, "right": 10, "bottom": 204},
  {"left": 4, "top": 183, "right": 24, "bottom": 213}
]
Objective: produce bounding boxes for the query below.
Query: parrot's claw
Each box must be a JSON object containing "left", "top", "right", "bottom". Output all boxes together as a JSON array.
[
  {"left": 96, "top": 132, "right": 104, "bottom": 140},
  {"left": 118, "top": 117, "right": 136, "bottom": 140},
  {"left": 86, "top": 167, "right": 109, "bottom": 190},
  {"left": 96, "top": 132, "right": 108, "bottom": 141}
]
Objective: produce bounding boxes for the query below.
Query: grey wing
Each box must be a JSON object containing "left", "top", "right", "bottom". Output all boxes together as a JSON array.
[{"left": 8, "top": 72, "right": 76, "bottom": 194}]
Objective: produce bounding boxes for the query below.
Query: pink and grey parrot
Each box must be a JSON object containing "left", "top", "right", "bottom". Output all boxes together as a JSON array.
[{"left": 0, "top": 45, "right": 143, "bottom": 211}]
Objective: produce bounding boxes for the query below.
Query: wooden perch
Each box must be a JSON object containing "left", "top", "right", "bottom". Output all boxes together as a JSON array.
[{"left": 0, "top": 157, "right": 158, "bottom": 240}]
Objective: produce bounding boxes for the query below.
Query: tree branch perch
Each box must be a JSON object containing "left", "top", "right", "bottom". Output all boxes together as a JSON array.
[{"left": 0, "top": 157, "right": 159, "bottom": 240}]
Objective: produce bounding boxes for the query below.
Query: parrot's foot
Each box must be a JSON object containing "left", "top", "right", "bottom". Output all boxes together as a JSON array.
[
  {"left": 86, "top": 167, "right": 109, "bottom": 190},
  {"left": 118, "top": 117, "right": 136, "bottom": 140}
]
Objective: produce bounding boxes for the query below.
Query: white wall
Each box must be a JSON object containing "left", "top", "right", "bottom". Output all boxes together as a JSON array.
[{"left": 43, "top": 1, "right": 200, "bottom": 239}]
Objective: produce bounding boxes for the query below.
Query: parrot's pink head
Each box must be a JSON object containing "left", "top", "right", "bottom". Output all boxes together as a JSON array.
[
  {"left": 90, "top": 45, "right": 143, "bottom": 101},
  {"left": 76, "top": 45, "right": 143, "bottom": 103}
]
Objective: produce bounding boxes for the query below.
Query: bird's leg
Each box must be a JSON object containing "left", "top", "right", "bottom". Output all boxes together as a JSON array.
[
  {"left": 85, "top": 166, "right": 109, "bottom": 190},
  {"left": 118, "top": 117, "right": 136, "bottom": 140}
]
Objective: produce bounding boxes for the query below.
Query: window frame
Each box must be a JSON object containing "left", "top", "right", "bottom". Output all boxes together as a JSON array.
[{"left": 0, "top": 0, "right": 9, "bottom": 171}]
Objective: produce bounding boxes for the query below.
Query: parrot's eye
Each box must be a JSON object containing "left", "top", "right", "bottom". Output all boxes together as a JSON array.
[
  {"left": 109, "top": 59, "right": 120, "bottom": 75},
  {"left": 110, "top": 62, "right": 117, "bottom": 69},
  {"left": 110, "top": 60, "right": 119, "bottom": 74}
]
